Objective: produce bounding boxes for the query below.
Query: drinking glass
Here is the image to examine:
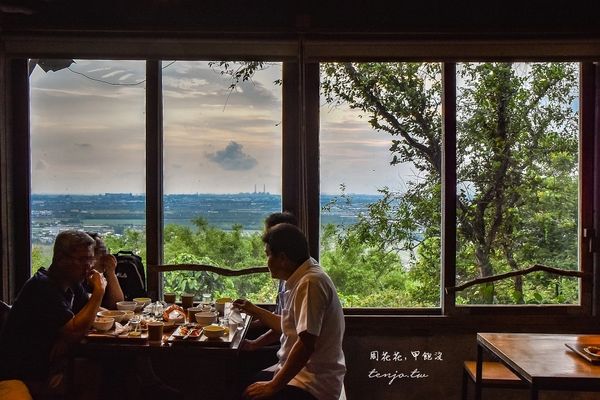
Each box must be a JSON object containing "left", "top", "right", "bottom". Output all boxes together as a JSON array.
[{"left": 201, "top": 293, "right": 212, "bottom": 306}]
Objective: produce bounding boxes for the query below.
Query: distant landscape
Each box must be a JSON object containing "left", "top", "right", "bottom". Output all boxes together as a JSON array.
[{"left": 31, "top": 193, "right": 380, "bottom": 245}]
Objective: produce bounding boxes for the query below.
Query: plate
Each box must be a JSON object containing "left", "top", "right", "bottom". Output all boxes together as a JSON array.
[
  {"left": 583, "top": 346, "right": 600, "bottom": 358},
  {"left": 172, "top": 325, "right": 202, "bottom": 339},
  {"left": 565, "top": 343, "right": 600, "bottom": 363}
]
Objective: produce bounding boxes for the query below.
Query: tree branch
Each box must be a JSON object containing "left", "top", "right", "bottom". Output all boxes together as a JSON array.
[
  {"left": 150, "top": 264, "right": 269, "bottom": 276},
  {"left": 445, "top": 264, "right": 587, "bottom": 294}
]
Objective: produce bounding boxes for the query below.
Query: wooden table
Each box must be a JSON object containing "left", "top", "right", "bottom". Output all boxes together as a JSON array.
[
  {"left": 476, "top": 333, "right": 600, "bottom": 400},
  {"left": 74, "top": 315, "right": 252, "bottom": 400}
]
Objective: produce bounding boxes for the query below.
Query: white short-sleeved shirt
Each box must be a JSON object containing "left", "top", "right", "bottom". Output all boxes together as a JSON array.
[{"left": 275, "top": 258, "right": 346, "bottom": 400}]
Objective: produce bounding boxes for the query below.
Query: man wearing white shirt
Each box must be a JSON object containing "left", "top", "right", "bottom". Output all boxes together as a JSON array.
[{"left": 235, "top": 223, "right": 346, "bottom": 400}]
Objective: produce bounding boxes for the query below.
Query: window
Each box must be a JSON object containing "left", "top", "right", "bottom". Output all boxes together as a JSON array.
[
  {"left": 319, "top": 62, "right": 442, "bottom": 307},
  {"left": 30, "top": 59, "right": 146, "bottom": 272},
  {"left": 162, "top": 61, "right": 283, "bottom": 303},
  {"left": 455, "top": 62, "right": 580, "bottom": 305},
  {"left": 11, "top": 41, "right": 595, "bottom": 315}
]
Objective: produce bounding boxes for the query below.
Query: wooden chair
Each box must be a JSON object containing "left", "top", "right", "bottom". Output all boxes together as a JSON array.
[{"left": 461, "top": 360, "right": 526, "bottom": 400}]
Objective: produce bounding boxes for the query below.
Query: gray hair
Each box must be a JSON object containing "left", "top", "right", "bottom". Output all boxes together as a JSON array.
[{"left": 52, "top": 230, "right": 95, "bottom": 263}]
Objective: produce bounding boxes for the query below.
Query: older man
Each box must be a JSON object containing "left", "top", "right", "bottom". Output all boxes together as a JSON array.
[
  {"left": 235, "top": 223, "right": 346, "bottom": 400},
  {"left": 0, "top": 230, "right": 106, "bottom": 394}
]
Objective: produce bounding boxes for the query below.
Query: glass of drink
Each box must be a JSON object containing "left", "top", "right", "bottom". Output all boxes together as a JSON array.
[
  {"left": 181, "top": 293, "right": 194, "bottom": 309},
  {"left": 147, "top": 321, "right": 164, "bottom": 343},
  {"left": 163, "top": 292, "right": 176, "bottom": 304},
  {"left": 201, "top": 293, "right": 212, "bottom": 306}
]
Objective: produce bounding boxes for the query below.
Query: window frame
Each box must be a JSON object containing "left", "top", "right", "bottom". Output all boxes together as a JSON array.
[{"left": 1, "top": 35, "right": 598, "bottom": 320}]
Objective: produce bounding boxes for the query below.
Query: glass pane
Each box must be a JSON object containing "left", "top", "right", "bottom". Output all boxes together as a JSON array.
[
  {"left": 455, "top": 62, "right": 580, "bottom": 305},
  {"left": 162, "top": 61, "right": 282, "bottom": 303},
  {"left": 30, "top": 59, "right": 147, "bottom": 273},
  {"left": 320, "top": 62, "right": 442, "bottom": 307}
]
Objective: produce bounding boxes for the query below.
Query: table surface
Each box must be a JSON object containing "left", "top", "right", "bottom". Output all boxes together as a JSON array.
[
  {"left": 477, "top": 332, "right": 600, "bottom": 389},
  {"left": 78, "top": 313, "right": 251, "bottom": 354}
]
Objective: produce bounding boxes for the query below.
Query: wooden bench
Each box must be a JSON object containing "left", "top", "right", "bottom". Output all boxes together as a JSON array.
[{"left": 461, "top": 360, "right": 527, "bottom": 400}]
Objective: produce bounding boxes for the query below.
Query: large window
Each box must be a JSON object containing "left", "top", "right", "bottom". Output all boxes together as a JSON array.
[
  {"left": 455, "top": 62, "right": 580, "bottom": 305},
  {"left": 30, "top": 59, "right": 146, "bottom": 272},
  {"left": 162, "top": 61, "right": 283, "bottom": 303},
  {"left": 320, "top": 62, "right": 442, "bottom": 307},
  {"left": 17, "top": 50, "right": 593, "bottom": 313}
]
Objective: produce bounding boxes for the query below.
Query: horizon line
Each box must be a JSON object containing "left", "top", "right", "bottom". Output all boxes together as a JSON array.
[{"left": 31, "top": 192, "right": 384, "bottom": 197}]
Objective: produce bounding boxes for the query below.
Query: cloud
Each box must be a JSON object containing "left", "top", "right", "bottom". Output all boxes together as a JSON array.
[
  {"left": 205, "top": 141, "right": 257, "bottom": 171},
  {"left": 75, "top": 143, "right": 92, "bottom": 148}
]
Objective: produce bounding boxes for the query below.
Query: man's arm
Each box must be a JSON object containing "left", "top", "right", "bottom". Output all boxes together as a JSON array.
[
  {"left": 233, "top": 299, "right": 281, "bottom": 333},
  {"left": 243, "top": 331, "right": 316, "bottom": 399},
  {"left": 241, "top": 328, "right": 281, "bottom": 351},
  {"left": 61, "top": 270, "right": 106, "bottom": 343}
]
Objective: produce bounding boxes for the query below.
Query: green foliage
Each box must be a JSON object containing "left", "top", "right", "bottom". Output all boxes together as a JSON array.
[
  {"left": 321, "top": 61, "right": 579, "bottom": 305},
  {"left": 160, "top": 218, "right": 275, "bottom": 303},
  {"left": 31, "top": 245, "right": 51, "bottom": 273}
]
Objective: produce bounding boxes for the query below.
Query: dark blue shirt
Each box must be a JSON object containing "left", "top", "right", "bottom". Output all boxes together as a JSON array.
[{"left": 0, "top": 268, "right": 88, "bottom": 381}]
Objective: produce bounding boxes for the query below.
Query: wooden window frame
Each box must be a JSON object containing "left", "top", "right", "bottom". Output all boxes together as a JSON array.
[{"left": 1, "top": 36, "right": 598, "bottom": 322}]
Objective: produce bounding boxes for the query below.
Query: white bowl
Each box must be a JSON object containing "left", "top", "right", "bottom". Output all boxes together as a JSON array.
[
  {"left": 203, "top": 324, "right": 226, "bottom": 339},
  {"left": 93, "top": 317, "right": 114, "bottom": 331},
  {"left": 195, "top": 311, "right": 217, "bottom": 326},
  {"left": 97, "top": 310, "right": 127, "bottom": 323},
  {"left": 121, "top": 310, "right": 135, "bottom": 322},
  {"left": 116, "top": 301, "right": 137, "bottom": 311}
]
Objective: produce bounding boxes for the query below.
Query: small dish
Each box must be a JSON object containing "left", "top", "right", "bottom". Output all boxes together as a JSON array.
[
  {"left": 172, "top": 325, "right": 202, "bottom": 339},
  {"left": 583, "top": 346, "right": 600, "bottom": 358}
]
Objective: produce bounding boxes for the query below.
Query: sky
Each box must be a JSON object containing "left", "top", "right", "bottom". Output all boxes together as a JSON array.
[{"left": 29, "top": 60, "right": 412, "bottom": 195}]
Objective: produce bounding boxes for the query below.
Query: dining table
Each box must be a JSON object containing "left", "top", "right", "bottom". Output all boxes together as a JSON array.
[
  {"left": 73, "top": 312, "right": 253, "bottom": 400},
  {"left": 476, "top": 332, "right": 600, "bottom": 400}
]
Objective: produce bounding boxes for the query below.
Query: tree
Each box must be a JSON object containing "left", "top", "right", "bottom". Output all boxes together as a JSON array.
[{"left": 321, "top": 62, "right": 578, "bottom": 304}]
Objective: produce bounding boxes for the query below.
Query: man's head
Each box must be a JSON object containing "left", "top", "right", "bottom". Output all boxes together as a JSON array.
[
  {"left": 86, "top": 232, "right": 108, "bottom": 272},
  {"left": 262, "top": 223, "right": 309, "bottom": 280},
  {"left": 264, "top": 211, "right": 298, "bottom": 230},
  {"left": 50, "top": 230, "right": 96, "bottom": 286}
]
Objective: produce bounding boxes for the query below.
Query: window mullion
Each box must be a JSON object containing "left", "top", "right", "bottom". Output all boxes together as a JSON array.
[
  {"left": 146, "top": 59, "right": 163, "bottom": 300},
  {"left": 442, "top": 62, "right": 457, "bottom": 315}
]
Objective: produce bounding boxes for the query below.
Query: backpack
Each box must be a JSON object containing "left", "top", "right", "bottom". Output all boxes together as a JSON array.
[{"left": 113, "top": 250, "right": 147, "bottom": 301}]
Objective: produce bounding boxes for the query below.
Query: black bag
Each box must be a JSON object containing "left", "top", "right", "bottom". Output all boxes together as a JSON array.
[{"left": 114, "top": 250, "right": 147, "bottom": 301}]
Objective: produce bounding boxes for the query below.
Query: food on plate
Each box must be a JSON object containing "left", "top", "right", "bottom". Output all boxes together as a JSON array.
[
  {"left": 175, "top": 325, "right": 201, "bottom": 338},
  {"left": 162, "top": 304, "right": 186, "bottom": 323},
  {"left": 585, "top": 346, "right": 600, "bottom": 356}
]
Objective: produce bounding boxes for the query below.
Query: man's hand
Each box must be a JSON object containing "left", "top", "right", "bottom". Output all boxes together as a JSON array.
[
  {"left": 233, "top": 299, "right": 260, "bottom": 317},
  {"left": 87, "top": 269, "right": 106, "bottom": 295},
  {"left": 240, "top": 338, "right": 259, "bottom": 351},
  {"left": 243, "top": 380, "right": 280, "bottom": 400},
  {"left": 100, "top": 254, "right": 118, "bottom": 274}
]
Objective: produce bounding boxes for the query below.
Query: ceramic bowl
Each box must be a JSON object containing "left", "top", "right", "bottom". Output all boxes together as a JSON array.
[
  {"left": 195, "top": 311, "right": 217, "bottom": 326},
  {"left": 93, "top": 317, "right": 114, "bottom": 331},
  {"left": 132, "top": 297, "right": 152, "bottom": 312},
  {"left": 116, "top": 301, "right": 137, "bottom": 311},
  {"left": 121, "top": 310, "right": 135, "bottom": 322},
  {"left": 97, "top": 310, "right": 127, "bottom": 323},
  {"left": 203, "top": 324, "right": 226, "bottom": 339}
]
